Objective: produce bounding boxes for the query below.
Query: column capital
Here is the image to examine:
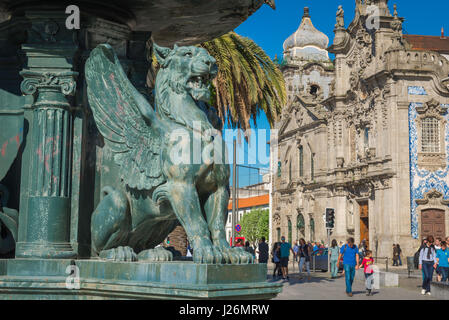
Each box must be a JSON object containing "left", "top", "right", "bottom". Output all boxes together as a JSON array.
[{"left": 20, "top": 70, "right": 78, "bottom": 96}]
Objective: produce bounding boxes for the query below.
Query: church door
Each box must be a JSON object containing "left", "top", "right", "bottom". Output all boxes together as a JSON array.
[
  {"left": 421, "top": 209, "right": 445, "bottom": 239},
  {"left": 359, "top": 201, "right": 369, "bottom": 249}
]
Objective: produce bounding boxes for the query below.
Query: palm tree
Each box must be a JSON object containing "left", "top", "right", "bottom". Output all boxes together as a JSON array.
[
  {"left": 200, "top": 32, "right": 286, "bottom": 130},
  {"left": 148, "top": 32, "right": 286, "bottom": 131}
]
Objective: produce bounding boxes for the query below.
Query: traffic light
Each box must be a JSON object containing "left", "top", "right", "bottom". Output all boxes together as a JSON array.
[{"left": 326, "top": 208, "right": 335, "bottom": 229}]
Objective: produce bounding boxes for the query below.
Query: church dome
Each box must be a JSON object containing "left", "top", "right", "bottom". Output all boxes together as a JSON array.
[{"left": 283, "top": 7, "right": 330, "bottom": 61}]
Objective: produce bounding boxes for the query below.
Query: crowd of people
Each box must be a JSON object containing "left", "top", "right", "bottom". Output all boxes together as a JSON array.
[
  {"left": 269, "top": 236, "right": 373, "bottom": 296},
  {"left": 185, "top": 233, "right": 449, "bottom": 297},
  {"left": 415, "top": 236, "right": 449, "bottom": 296}
]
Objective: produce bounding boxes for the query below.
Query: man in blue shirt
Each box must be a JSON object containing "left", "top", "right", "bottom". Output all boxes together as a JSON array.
[
  {"left": 337, "top": 237, "right": 360, "bottom": 297},
  {"left": 280, "top": 236, "right": 295, "bottom": 280},
  {"left": 436, "top": 241, "right": 449, "bottom": 282}
]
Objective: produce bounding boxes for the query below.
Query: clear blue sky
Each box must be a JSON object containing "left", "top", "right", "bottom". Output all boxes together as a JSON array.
[{"left": 229, "top": 0, "right": 449, "bottom": 187}]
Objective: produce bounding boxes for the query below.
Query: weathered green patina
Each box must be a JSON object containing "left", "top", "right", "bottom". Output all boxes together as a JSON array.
[
  {"left": 0, "top": 0, "right": 281, "bottom": 299},
  {"left": 85, "top": 44, "right": 253, "bottom": 265},
  {"left": 0, "top": 259, "right": 282, "bottom": 299}
]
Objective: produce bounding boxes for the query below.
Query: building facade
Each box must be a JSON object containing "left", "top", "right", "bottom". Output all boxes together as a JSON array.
[
  {"left": 226, "top": 176, "right": 270, "bottom": 244},
  {"left": 270, "top": 1, "right": 449, "bottom": 259}
]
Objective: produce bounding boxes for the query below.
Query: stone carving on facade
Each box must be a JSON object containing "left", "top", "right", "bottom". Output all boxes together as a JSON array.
[
  {"left": 347, "top": 181, "right": 374, "bottom": 199},
  {"left": 416, "top": 189, "right": 449, "bottom": 206},
  {"left": 389, "top": 5, "right": 404, "bottom": 50},
  {"left": 441, "top": 77, "right": 449, "bottom": 92},
  {"left": 335, "top": 6, "right": 345, "bottom": 29},
  {"left": 336, "top": 157, "right": 345, "bottom": 168},
  {"left": 273, "top": 212, "right": 281, "bottom": 226}
]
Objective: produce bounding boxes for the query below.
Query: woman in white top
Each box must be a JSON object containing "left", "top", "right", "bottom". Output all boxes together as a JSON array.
[{"left": 419, "top": 236, "right": 437, "bottom": 295}]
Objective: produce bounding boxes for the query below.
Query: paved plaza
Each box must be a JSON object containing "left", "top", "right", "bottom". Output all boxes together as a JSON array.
[{"left": 267, "top": 264, "right": 435, "bottom": 300}]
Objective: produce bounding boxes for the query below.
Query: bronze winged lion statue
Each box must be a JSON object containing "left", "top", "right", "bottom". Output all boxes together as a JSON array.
[{"left": 85, "top": 43, "right": 254, "bottom": 264}]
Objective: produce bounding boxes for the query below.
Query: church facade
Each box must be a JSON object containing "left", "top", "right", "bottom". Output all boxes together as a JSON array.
[{"left": 270, "top": 1, "right": 449, "bottom": 258}]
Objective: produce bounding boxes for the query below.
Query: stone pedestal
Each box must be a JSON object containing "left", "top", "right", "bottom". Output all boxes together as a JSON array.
[{"left": 0, "top": 259, "right": 282, "bottom": 299}]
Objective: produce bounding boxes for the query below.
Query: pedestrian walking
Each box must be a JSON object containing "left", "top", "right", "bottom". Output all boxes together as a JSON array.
[
  {"left": 329, "top": 239, "right": 340, "bottom": 278},
  {"left": 244, "top": 241, "right": 255, "bottom": 259},
  {"left": 360, "top": 250, "right": 375, "bottom": 296},
  {"left": 435, "top": 238, "right": 443, "bottom": 281},
  {"left": 272, "top": 242, "right": 282, "bottom": 279},
  {"left": 337, "top": 237, "right": 360, "bottom": 297},
  {"left": 435, "top": 237, "right": 442, "bottom": 250},
  {"left": 257, "top": 237, "right": 269, "bottom": 264},
  {"left": 397, "top": 244, "right": 403, "bottom": 266},
  {"left": 392, "top": 244, "right": 399, "bottom": 266},
  {"left": 358, "top": 239, "right": 367, "bottom": 260},
  {"left": 293, "top": 241, "right": 299, "bottom": 263},
  {"left": 419, "top": 236, "right": 437, "bottom": 295},
  {"left": 436, "top": 241, "right": 449, "bottom": 282},
  {"left": 298, "top": 238, "right": 311, "bottom": 279},
  {"left": 280, "top": 236, "right": 294, "bottom": 280},
  {"left": 186, "top": 240, "right": 193, "bottom": 257}
]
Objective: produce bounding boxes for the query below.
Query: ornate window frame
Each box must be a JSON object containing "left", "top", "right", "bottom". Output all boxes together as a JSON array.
[
  {"left": 416, "top": 99, "right": 447, "bottom": 171},
  {"left": 415, "top": 189, "right": 449, "bottom": 240}
]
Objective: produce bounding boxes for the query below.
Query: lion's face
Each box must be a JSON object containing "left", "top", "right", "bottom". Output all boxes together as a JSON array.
[{"left": 154, "top": 44, "right": 218, "bottom": 102}]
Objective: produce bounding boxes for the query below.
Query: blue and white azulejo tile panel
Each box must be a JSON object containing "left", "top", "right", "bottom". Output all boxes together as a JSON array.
[
  {"left": 408, "top": 86, "right": 428, "bottom": 96},
  {"left": 408, "top": 102, "right": 449, "bottom": 239}
]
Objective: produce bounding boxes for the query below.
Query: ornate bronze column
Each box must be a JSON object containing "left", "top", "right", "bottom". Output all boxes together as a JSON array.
[
  {"left": 14, "top": 11, "right": 79, "bottom": 259},
  {"left": 16, "top": 71, "right": 78, "bottom": 258}
]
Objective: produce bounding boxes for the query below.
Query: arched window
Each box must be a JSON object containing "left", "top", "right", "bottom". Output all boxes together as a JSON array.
[
  {"left": 364, "top": 127, "right": 369, "bottom": 148},
  {"left": 276, "top": 228, "right": 281, "bottom": 242},
  {"left": 310, "top": 85, "right": 319, "bottom": 97},
  {"left": 421, "top": 117, "right": 440, "bottom": 153},
  {"left": 299, "top": 146, "right": 304, "bottom": 177},
  {"left": 288, "top": 219, "right": 292, "bottom": 244}
]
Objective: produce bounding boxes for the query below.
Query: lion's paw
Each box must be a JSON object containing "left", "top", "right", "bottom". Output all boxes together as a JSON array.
[
  {"left": 99, "top": 246, "right": 137, "bottom": 262},
  {"left": 191, "top": 237, "right": 224, "bottom": 264},
  {"left": 220, "top": 246, "right": 254, "bottom": 265},
  {"left": 137, "top": 247, "right": 173, "bottom": 262}
]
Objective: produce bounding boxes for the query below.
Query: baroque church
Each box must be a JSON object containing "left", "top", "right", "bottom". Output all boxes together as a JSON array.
[{"left": 270, "top": 0, "right": 449, "bottom": 258}]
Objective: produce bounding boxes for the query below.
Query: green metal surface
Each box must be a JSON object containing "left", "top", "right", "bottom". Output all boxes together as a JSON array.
[
  {"left": 85, "top": 44, "right": 254, "bottom": 265},
  {"left": 0, "top": 259, "right": 282, "bottom": 299},
  {"left": 0, "top": 1, "right": 279, "bottom": 300}
]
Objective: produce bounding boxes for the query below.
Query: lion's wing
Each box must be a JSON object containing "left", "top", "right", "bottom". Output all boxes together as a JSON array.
[{"left": 85, "top": 44, "right": 165, "bottom": 190}]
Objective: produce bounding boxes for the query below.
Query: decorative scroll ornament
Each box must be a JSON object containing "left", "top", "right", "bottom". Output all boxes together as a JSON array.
[
  {"left": 20, "top": 71, "right": 78, "bottom": 96},
  {"left": 416, "top": 98, "right": 447, "bottom": 117},
  {"left": 441, "top": 77, "right": 449, "bottom": 92},
  {"left": 416, "top": 189, "right": 449, "bottom": 206}
]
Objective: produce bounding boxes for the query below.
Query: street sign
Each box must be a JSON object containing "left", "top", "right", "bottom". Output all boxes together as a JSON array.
[{"left": 235, "top": 224, "right": 241, "bottom": 233}]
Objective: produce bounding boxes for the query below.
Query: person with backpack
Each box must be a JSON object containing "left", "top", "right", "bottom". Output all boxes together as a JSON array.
[
  {"left": 337, "top": 237, "right": 360, "bottom": 297},
  {"left": 419, "top": 236, "right": 437, "bottom": 295}
]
